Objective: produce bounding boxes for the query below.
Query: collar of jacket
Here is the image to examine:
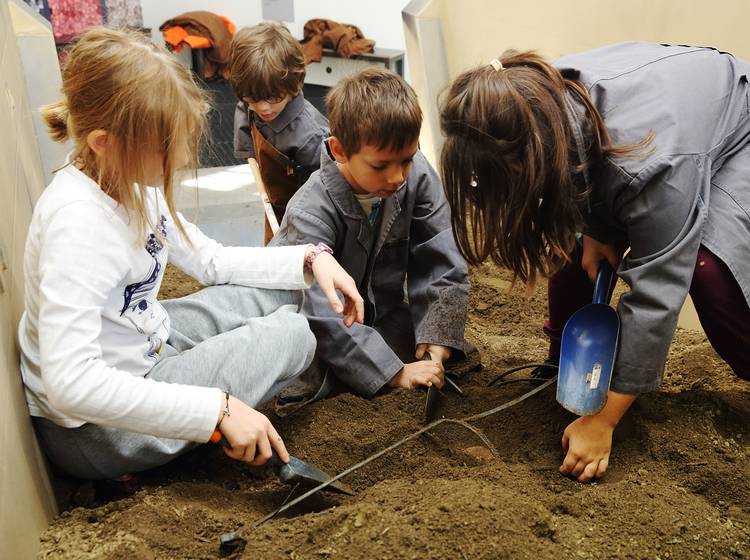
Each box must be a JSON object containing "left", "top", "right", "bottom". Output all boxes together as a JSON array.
[{"left": 253, "top": 92, "right": 306, "bottom": 134}]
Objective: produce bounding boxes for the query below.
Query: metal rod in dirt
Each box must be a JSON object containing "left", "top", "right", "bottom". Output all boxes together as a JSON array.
[
  {"left": 466, "top": 376, "right": 556, "bottom": 421},
  {"left": 253, "top": 376, "right": 557, "bottom": 527}
]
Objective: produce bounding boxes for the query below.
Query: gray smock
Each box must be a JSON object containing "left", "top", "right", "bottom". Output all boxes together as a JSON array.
[
  {"left": 555, "top": 42, "right": 750, "bottom": 393},
  {"left": 232, "top": 92, "right": 329, "bottom": 178},
  {"left": 272, "top": 146, "right": 470, "bottom": 396}
]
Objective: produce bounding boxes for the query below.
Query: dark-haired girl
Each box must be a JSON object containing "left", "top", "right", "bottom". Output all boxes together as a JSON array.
[{"left": 440, "top": 43, "right": 750, "bottom": 481}]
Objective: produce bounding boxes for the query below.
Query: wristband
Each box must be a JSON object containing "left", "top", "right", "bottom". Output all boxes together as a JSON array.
[
  {"left": 216, "top": 391, "right": 230, "bottom": 429},
  {"left": 304, "top": 242, "right": 333, "bottom": 273}
]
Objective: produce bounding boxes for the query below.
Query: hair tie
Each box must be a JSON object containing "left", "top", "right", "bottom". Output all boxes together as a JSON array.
[{"left": 489, "top": 59, "right": 504, "bottom": 72}]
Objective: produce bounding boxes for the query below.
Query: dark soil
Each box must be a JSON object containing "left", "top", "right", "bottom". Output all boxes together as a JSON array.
[{"left": 39, "top": 263, "right": 750, "bottom": 559}]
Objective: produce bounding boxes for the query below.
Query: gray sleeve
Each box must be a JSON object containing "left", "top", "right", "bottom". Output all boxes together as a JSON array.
[
  {"left": 232, "top": 102, "right": 255, "bottom": 160},
  {"left": 279, "top": 205, "right": 403, "bottom": 397},
  {"left": 406, "top": 155, "right": 470, "bottom": 355},
  {"left": 294, "top": 128, "right": 328, "bottom": 172},
  {"left": 612, "top": 155, "right": 709, "bottom": 394}
]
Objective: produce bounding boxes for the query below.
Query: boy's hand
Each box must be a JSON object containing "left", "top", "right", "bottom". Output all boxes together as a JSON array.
[
  {"left": 310, "top": 251, "right": 364, "bottom": 327},
  {"left": 560, "top": 415, "right": 614, "bottom": 482},
  {"left": 218, "top": 396, "right": 289, "bottom": 466},
  {"left": 389, "top": 360, "right": 445, "bottom": 390},
  {"left": 415, "top": 343, "right": 452, "bottom": 364}
]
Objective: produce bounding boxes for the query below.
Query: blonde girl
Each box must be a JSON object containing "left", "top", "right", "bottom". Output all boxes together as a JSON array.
[{"left": 19, "top": 28, "right": 363, "bottom": 480}]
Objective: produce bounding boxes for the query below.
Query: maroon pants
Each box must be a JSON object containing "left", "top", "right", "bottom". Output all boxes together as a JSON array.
[{"left": 543, "top": 245, "right": 750, "bottom": 380}]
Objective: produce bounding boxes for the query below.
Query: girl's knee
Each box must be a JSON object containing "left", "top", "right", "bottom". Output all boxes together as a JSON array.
[{"left": 259, "top": 288, "right": 304, "bottom": 313}]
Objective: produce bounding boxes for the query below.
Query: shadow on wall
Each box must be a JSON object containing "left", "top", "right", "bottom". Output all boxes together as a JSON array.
[{"left": 1, "top": 1, "right": 67, "bottom": 558}]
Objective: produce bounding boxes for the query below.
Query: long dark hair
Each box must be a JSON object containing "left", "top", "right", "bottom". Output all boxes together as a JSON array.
[{"left": 440, "top": 50, "right": 650, "bottom": 285}]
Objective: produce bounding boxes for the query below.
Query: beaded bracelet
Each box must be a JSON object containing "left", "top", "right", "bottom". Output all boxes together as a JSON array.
[
  {"left": 304, "top": 242, "right": 333, "bottom": 273},
  {"left": 216, "top": 391, "right": 230, "bottom": 429}
]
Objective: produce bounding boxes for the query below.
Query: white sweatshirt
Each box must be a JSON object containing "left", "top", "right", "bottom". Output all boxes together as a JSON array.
[{"left": 18, "top": 165, "right": 311, "bottom": 443}]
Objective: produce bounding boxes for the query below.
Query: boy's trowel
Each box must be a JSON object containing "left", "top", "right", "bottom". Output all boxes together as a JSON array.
[
  {"left": 556, "top": 260, "right": 620, "bottom": 416},
  {"left": 424, "top": 352, "right": 464, "bottom": 423},
  {"left": 211, "top": 431, "right": 353, "bottom": 495}
]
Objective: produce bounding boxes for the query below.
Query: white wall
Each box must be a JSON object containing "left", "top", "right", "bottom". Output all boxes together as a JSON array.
[{"left": 141, "top": 0, "right": 408, "bottom": 52}]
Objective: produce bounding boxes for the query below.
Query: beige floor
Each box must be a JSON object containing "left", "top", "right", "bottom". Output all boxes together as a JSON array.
[{"left": 174, "top": 164, "right": 265, "bottom": 247}]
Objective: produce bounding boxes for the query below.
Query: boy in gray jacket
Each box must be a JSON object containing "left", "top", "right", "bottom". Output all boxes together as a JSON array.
[{"left": 273, "top": 68, "right": 471, "bottom": 397}]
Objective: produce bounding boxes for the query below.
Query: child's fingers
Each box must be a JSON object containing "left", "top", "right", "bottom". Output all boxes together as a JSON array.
[
  {"left": 559, "top": 450, "right": 578, "bottom": 474},
  {"left": 240, "top": 441, "right": 258, "bottom": 464},
  {"left": 419, "top": 371, "right": 444, "bottom": 389},
  {"left": 267, "top": 423, "right": 289, "bottom": 463},
  {"left": 561, "top": 431, "right": 570, "bottom": 453},
  {"left": 341, "top": 300, "right": 355, "bottom": 327},
  {"left": 338, "top": 281, "right": 364, "bottom": 324},
  {"left": 415, "top": 344, "right": 427, "bottom": 359},
  {"left": 342, "top": 294, "right": 363, "bottom": 327},
  {"left": 250, "top": 434, "right": 273, "bottom": 466},
  {"left": 431, "top": 372, "right": 445, "bottom": 389},
  {"left": 595, "top": 457, "right": 609, "bottom": 478},
  {"left": 602, "top": 244, "right": 623, "bottom": 272},
  {"left": 319, "top": 277, "right": 344, "bottom": 314},
  {"left": 578, "top": 461, "right": 599, "bottom": 482},
  {"left": 224, "top": 444, "right": 248, "bottom": 462},
  {"left": 570, "top": 459, "right": 586, "bottom": 478}
]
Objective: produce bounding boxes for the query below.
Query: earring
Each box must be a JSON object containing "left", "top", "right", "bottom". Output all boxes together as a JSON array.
[{"left": 469, "top": 171, "right": 478, "bottom": 188}]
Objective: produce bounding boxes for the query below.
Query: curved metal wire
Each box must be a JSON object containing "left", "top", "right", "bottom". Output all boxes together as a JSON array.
[{"left": 252, "top": 375, "right": 558, "bottom": 527}]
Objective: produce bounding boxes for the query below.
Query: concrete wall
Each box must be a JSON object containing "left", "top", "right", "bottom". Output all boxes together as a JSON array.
[
  {"left": 405, "top": 0, "right": 750, "bottom": 166},
  {"left": 439, "top": 0, "right": 750, "bottom": 77},
  {"left": 0, "top": 1, "right": 62, "bottom": 557}
]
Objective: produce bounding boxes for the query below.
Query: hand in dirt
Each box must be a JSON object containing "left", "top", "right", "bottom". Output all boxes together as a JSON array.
[
  {"left": 219, "top": 396, "right": 289, "bottom": 466},
  {"left": 581, "top": 234, "right": 623, "bottom": 283},
  {"left": 310, "top": 250, "right": 364, "bottom": 327},
  {"left": 560, "top": 391, "right": 637, "bottom": 481},
  {"left": 389, "top": 360, "right": 445, "bottom": 390},
  {"left": 560, "top": 415, "right": 614, "bottom": 482},
  {"left": 415, "top": 343, "right": 452, "bottom": 364}
]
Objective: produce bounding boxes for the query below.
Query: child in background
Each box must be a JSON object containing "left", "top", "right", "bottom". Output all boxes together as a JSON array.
[
  {"left": 439, "top": 44, "right": 750, "bottom": 481},
  {"left": 273, "top": 68, "right": 471, "bottom": 400},
  {"left": 230, "top": 22, "right": 329, "bottom": 244},
  {"left": 19, "top": 28, "right": 362, "bottom": 481}
]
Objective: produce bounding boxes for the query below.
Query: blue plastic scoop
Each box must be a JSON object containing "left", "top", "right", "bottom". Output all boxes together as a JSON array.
[{"left": 556, "top": 261, "right": 620, "bottom": 416}]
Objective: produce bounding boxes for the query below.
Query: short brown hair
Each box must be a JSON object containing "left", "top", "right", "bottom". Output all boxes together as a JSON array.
[
  {"left": 326, "top": 67, "right": 422, "bottom": 156},
  {"left": 229, "top": 22, "right": 305, "bottom": 101}
]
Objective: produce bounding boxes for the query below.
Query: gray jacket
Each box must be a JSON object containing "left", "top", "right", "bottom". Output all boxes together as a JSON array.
[
  {"left": 232, "top": 92, "right": 329, "bottom": 176},
  {"left": 555, "top": 42, "right": 750, "bottom": 393},
  {"left": 273, "top": 147, "right": 470, "bottom": 396}
]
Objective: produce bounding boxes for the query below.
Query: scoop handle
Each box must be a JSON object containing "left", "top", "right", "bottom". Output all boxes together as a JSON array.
[{"left": 592, "top": 260, "right": 615, "bottom": 305}]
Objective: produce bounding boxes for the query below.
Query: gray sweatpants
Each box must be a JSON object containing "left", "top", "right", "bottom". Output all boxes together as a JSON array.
[{"left": 34, "top": 285, "right": 316, "bottom": 480}]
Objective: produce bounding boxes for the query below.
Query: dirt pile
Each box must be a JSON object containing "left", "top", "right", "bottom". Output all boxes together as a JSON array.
[{"left": 39, "top": 264, "right": 750, "bottom": 559}]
